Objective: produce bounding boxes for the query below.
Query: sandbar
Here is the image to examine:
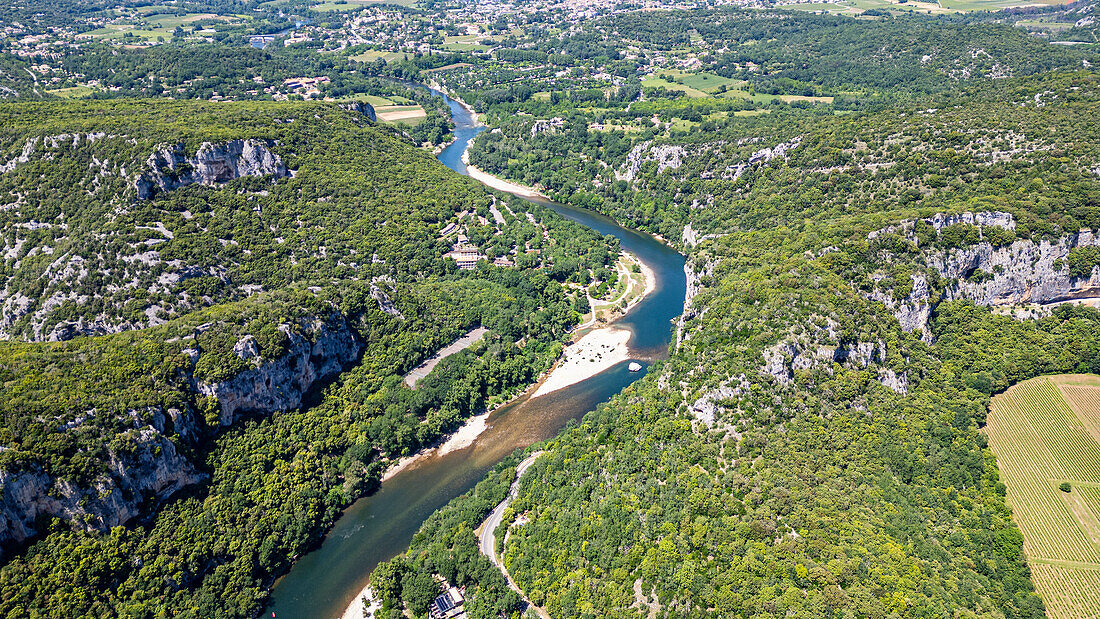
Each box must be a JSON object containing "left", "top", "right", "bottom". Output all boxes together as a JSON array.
[{"left": 533, "top": 327, "right": 632, "bottom": 398}]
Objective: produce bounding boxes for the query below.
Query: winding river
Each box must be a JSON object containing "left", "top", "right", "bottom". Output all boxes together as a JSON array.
[{"left": 266, "top": 88, "right": 686, "bottom": 619}]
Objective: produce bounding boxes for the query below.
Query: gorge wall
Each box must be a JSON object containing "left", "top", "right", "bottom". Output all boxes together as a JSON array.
[{"left": 0, "top": 313, "right": 361, "bottom": 559}]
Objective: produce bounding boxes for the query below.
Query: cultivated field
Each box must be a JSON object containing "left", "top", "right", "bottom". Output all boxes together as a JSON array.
[
  {"left": 374, "top": 104, "right": 426, "bottom": 124},
  {"left": 986, "top": 375, "right": 1100, "bottom": 619}
]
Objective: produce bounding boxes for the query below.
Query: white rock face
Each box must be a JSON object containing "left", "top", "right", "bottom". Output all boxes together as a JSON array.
[
  {"left": 872, "top": 230, "right": 1100, "bottom": 339},
  {"left": 867, "top": 210, "right": 1015, "bottom": 241},
  {"left": 197, "top": 318, "right": 361, "bottom": 426},
  {"left": 617, "top": 141, "right": 687, "bottom": 182},
  {"left": 0, "top": 429, "right": 202, "bottom": 556},
  {"left": 134, "top": 139, "right": 289, "bottom": 199},
  {"left": 0, "top": 313, "right": 361, "bottom": 557},
  {"left": 866, "top": 213, "right": 1100, "bottom": 336},
  {"left": 761, "top": 337, "right": 908, "bottom": 394},
  {"left": 935, "top": 231, "right": 1100, "bottom": 306},
  {"left": 689, "top": 376, "right": 749, "bottom": 428},
  {"left": 369, "top": 282, "right": 404, "bottom": 320}
]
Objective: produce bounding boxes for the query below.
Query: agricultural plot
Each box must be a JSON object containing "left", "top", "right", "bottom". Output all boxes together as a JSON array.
[
  {"left": 375, "top": 104, "right": 426, "bottom": 124},
  {"left": 643, "top": 70, "right": 744, "bottom": 97},
  {"left": 46, "top": 86, "right": 96, "bottom": 99},
  {"left": 80, "top": 13, "right": 244, "bottom": 41},
  {"left": 986, "top": 375, "right": 1100, "bottom": 619},
  {"left": 640, "top": 76, "right": 709, "bottom": 98},
  {"left": 350, "top": 50, "right": 408, "bottom": 63}
]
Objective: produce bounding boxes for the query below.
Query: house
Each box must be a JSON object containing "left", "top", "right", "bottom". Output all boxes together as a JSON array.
[
  {"left": 445, "top": 244, "right": 485, "bottom": 269},
  {"left": 430, "top": 586, "right": 466, "bottom": 619}
]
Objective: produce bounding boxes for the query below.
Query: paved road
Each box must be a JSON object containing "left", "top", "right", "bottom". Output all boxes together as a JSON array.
[{"left": 478, "top": 451, "right": 550, "bottom": 619}]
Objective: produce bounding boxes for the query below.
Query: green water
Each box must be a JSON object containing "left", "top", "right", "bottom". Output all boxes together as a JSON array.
[{"left": 266, "top": 87, "right": 685, "bottom": 619}]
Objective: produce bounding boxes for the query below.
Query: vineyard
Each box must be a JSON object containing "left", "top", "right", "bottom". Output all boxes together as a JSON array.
[{"left": 986, "top": 375, "right": 1100, "bottom": 619}]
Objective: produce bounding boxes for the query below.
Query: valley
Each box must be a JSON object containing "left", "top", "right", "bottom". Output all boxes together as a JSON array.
[{"left": 1, "top": 1, "right": 1100, "bottom": 618}]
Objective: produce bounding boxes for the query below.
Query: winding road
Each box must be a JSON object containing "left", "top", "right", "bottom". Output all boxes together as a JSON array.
[{"left": 478, "top": 451, "right": 550, "bottom": 619}]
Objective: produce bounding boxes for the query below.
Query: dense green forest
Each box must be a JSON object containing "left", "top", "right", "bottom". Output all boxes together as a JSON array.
[
  {"left": 0, "top": 98, "right": 608, "bottom": 340},
  {"left": 467, "top": 71, "right": 1100, "bottom": 242},
  {"left": 374, "top": 68, "right": 1100, "bottom": 618},
  {"left": 0, "top": 98, "right": 619, "bottom": 617},
  {"left": 603, "top": 10, "right": 1096, "bottom": 92},
  {"left": 4, "top": 3, "right": 1100, "bottom": 618}
]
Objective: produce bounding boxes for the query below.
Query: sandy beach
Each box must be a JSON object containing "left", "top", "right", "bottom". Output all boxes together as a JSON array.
[
  {"left": 532, "top": 327, "right": 633, "bottom": 398},
  {"left": 338, "top": 84, "right": 660, "bottom": 618},
  {"left": 438, "top": 409, "right": 491, "bottom": 455},
  {"left": 637, "top": 255, "right": 657, "bottom": 300},
  {"left": 340, "top": 585, "right": 379, "bottom": 619},
  {"left": 379, "top": 409, "right": 494, "bottom": 483},
  {"left": 462, "top": 156, "right": 548, "bottom": 200}
]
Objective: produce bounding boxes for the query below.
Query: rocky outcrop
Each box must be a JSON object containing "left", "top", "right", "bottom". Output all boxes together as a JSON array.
[
  {"left": 0, "top": 427, "right": 203, "bottom": 558},
  {"left": 370, "top": 282, "right": 404, "bottom": 320},
  {"left": 867, "top": 274, "right": 934, "bottom": 340},
  {"left": 761, "top": 336, "right": 909, "bottom": 394},
  {"left": 871, "top": 229, "right": 1100, "bottom": 338},
  {"left": 676, "top": 256, "right": 713, "bottom": 347},
  {"left": 689, "top": 375, "right": 749, "bottom": 428},
  {"left": 707, "top": 136, "right": 802, "bottom": 181},
  {"left": 196, "top": 317, "right": 361, "bottom": 425},
  {"left": 134, "top": 139, "right": 289, "bottom": 200},
  {"left": 619, "top": 136, "right": 803, "bottom": 183},
  {"left": 617, "top": 142, "right": 686, "bottom": 182},
  {"left": 341, "top": 101, "right": 377, "bottom": 122},
  {"left": 868, "top": 210, "right": 1015, "bottom": 241},
  {"left": 934, "top": 230, "right": 1100, "bottom": 306},
  {"left": 0, "top": 133, "right": 113, "bottom": 174},
  {"left": 0, "top": 312, "right": 361, "bottom": 557}
]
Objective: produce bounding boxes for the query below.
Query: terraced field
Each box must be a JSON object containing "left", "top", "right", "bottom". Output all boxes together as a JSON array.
[{"left": 986, "top": 375, "right": 1100, "bottom": 619}]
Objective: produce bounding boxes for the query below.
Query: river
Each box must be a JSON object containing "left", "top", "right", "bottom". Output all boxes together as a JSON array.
[{"left": 266, "top": 87, "right": 686, "bottom": 619}]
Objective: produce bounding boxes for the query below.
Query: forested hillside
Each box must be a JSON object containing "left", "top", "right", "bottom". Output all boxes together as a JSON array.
[
  {"left": 375, "top": 71, "right": 1100, "bottom": 618},
  {"left": 0, "top": 99, "right": 619, "bottom": 617},
  {"left": 5, "top": 2, "right": 1100, "bottom": 618}
]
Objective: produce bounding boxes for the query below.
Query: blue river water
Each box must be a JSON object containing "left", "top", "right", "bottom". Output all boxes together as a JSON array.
[{"left": 266, "top": 87, "right": 685, "bottom": 619}]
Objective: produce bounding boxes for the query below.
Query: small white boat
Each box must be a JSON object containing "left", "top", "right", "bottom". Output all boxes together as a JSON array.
[{"left": 628, "top": 362, "right": 642, "bottom": 372}]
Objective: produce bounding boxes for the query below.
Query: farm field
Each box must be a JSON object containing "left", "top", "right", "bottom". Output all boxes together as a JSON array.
[
  {"left": 642, "top": 70, "right": 835, "bottom": 104},
  {"left": 374, "top": 104, "right": 426, "bottom": 124},
  {"left": 45, "top": 85, "right": 96, "bottom": 98},
  {"left": 338, "top": 93, "right": 414, "bottom": 107},
  {"left": 986, "top": 375, "right": 1100, "bottom": 619},
  {"left": 640, "top": 76, "right": 709, "bottom": 98},
  {"left": 350, "top": 50, "right": 408, "bottom": 63},
  {"left": 79, "top": 13, "right": 244, "bottom": 41},
  {"left": 643, "top": 69, "right": 745, "bottom": 97}
]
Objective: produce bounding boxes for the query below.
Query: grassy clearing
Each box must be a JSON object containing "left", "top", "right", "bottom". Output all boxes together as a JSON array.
[
  {"left": 81, "top": 12, "right": 243, "bottom": 41},
  {"left": 644, "top": 69, "right": 744, "bottom": 96},
  {"left": 642, "top": 70, "right": 835, "bottom": 105},
  {"left": 986, "top": 374, "right": 1100, "bottom": 618},
  {"left": 641, "top": 77, "right": 709, "bottom": 98},
  {"left": 46, "top": 86, "right": 97, "bottom": 99}
]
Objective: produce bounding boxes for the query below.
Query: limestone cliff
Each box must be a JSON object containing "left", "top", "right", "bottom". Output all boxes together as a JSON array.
[
  {"left": 134, "top": 139, "right": 289, "bottom": 200},
  {"left": 866, "top": 212, "right": 1100, "bottom": 338},
  {"left": 341, "top": 100, "right": 378, "bottom": 122},
  {"left": 0, "top": 427, "right": 202, "bottom": 554},
  {"left": 0, "top": 313, "right": 362, "bottom": 558},
  {"left": 196, "top": 317, "right": 362, "bottom": 425}
]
